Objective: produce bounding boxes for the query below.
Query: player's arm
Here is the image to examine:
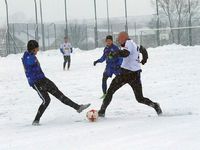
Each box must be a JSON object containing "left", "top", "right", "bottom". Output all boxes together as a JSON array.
[
  {"left": 97, "top": 52, "right": 106, "bottom": 63},
  {"left": 117, "top": 49, "right": 130, "bottom": 57},
  {"left": 139, "top": 45, "right": 148, "bottom": 65},
  {"left": 69, "top": 43, "right": 73, "bottom": 53},
  {"left": 93, "top": 49, "right": 106, "bottom": 66},
  {"left": 109, "top": 49, "right": 130, "bottom": 58},
  {"left": 109, "top": 43, "right": 131, "bottom": 58},
  {"left": 60, "top": 44, "right": 65, "bottom": 55}
]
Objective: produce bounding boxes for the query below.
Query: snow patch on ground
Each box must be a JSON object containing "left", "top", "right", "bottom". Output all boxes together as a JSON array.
[{"left": 0, "top": 45, "right": 200, "bottom": 150}]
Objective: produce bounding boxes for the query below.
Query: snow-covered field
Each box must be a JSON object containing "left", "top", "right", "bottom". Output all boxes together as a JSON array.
[{"left": 0, "top": 45, "right": 200, "bottom": 150}]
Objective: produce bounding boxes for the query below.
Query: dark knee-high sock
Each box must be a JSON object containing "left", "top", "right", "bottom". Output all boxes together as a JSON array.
[{"left": 34, "top": 104, "right": 48, "bottom": 121}]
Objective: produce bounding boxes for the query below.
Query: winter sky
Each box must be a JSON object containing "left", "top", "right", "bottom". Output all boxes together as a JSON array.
[{"left": 0, "top": 0, "right": 154, "bottom": 26}]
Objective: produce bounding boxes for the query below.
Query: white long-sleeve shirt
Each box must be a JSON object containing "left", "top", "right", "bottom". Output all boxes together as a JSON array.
[
  {"left": 60, "top": 42, "right": 72, "bottom": 56},
  {"left": 121, "top": 40, "right": 141, "bottom": 72}
]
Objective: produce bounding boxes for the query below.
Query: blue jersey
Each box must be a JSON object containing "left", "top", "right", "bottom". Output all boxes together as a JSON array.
[
  {"left": 96, "top": 44, "right": 123, "bottom": 77},
  {"left": 22, "top": 51, "right": 45, "bottom": 86}
]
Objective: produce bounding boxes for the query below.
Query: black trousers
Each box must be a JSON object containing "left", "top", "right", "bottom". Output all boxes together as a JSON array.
[
  {"left": 33, "top": 78, "right": 80, "bottom": 121},
  {"left": 99, "top": 69, "right": 155, "bottom": 114},
  {"left": 63, "top": 56, "right": 71, "bottom": 70}
]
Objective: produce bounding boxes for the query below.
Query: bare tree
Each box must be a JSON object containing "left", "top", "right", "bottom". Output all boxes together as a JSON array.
[
  {"left": 158, "top": 0, "right": 176, "bottom": 42},
  {"left": 69, "top": 22, "right": 87, "bottom": 48},
  {"left": 189, "top": 0, "right": 200, "bottom": 18},
  {"left": 188, "top": 0, "right": 200, "bottom": 45},
  {"left": 174, "top": 0, "right": 188, "bottom": 44},
  {"left": 151, "top": 0, "right": 200, "bottom": 44}
]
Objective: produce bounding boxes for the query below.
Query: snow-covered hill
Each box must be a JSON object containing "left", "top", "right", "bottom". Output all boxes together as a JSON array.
[{"left": 0, "top": 45, "right": 200, "bottom": 150}]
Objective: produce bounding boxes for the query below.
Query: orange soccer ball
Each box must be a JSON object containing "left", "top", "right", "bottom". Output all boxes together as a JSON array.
[{"left": 86, "top": 110, "right": 99, "bottom": 122}]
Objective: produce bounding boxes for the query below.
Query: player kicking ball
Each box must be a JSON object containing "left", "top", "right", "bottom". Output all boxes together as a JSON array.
[
  {"left": 98, "top": 32, "right": 162, "bottom": 117},
  {"left": 22, "top": 40, "right": 90, "bottom": 125}
]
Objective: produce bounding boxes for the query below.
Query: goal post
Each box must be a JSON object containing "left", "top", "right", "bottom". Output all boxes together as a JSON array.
[{"left": 136, "top": 26, "right": 200, "bottom": 48}]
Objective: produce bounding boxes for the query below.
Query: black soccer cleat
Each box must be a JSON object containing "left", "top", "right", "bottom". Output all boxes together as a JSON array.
[
  {"left": 77, "top": 104, "right": 91, "bottom": 113},
  {"left": 32, "top": 120, "right": 40, "bottom": 126},
  {"left": 154, "top": 103, "right": 163, "bottom": 116},
  {"left": 98, "top": 110, "right": 105, "bottom": 117}
]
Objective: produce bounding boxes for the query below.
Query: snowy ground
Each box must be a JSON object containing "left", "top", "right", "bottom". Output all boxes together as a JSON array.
[{"left": 0, "top": 45, "right": 200, "bottom": 150}]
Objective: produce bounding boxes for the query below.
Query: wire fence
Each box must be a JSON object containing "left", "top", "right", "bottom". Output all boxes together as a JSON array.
[
  {"left": 137, "top": 26, "right": 200, "bottom": 48},
  {"left": 1, "top": 22, "right": 200, "bottom": 57},
  {"left": 0, "top": 23, "right": 113, "bottom": 56},
  {"left": 0, "top": 29, "right": 6, "bottom": 56}
]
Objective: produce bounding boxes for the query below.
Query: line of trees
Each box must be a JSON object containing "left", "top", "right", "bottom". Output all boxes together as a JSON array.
[{"left": 150, "top": 0, "right": 200, "bottom": 44}]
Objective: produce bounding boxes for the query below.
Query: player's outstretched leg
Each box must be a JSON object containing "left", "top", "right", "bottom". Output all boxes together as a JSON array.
[
  {"left": 45, "top": 78, "right": 90, "bottom": 113},
  {"left": 129, "top": 74, "right": 162, "bottom": 115}
]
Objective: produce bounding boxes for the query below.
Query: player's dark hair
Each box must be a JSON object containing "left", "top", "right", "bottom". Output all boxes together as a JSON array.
[
  {"left": 27, "top": 40, "right": 39, "bottom": 52},
  {"left": 106, "top": 35, "right": 113, "bottom": 41}
]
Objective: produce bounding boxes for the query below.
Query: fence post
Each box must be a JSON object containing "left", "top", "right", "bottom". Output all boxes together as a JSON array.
[
  {"left": 156, "top": 0, "right": 160, "bottom": 46},
  {"left": 94, "top": 0, "right": 98, "bottom": 48},
  {"left": 39, "top": 0, "right": 45, "bottom": 51},
  {"left": 106, "top": 0, "right": 110, "bottom": 34},
  {"left": 140, "top": 31, "right": 143, "bottom": 46},
  {"left": 12, "top": 24, "right": 16, "bottom": 54},
  {"left": 5, "top": 0, "right": 10, "bottom": 55},
  {"left": 64, "top": 0, "right": 69, "bottom": 38},
  {"left": 12, "top": 24, "right": 14, "bottom": 39},
  {"left": 86, "top": 24, "right": 88, "bottom": 50},
  {"left": 54, "top": 24, "right": 57, "bottom": 49},
  {"left": 124, "top": 0, "right": 128, "bottom": 33},
  {"left": 48, "top": 27, "right": 50, "bottom": 48},
  {"left": 188, "top": 0, "right": 192, "bottom": 46},
  {"left": 34, "top": 0, "right": 39, "bottom": 42}
]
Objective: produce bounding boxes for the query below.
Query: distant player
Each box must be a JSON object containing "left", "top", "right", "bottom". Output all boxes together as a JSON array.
[
  {"left": 98, "top": 32, "right": 162, "bottom": 117},
  {"left": 60, "top": 37, "right": 73, "bottom": 70},
  {"left": 22, "top": 40, "right": 90, "bottom": 125},
  {"left": 93, "top": 35, "right": 122, "bottom": 99}
]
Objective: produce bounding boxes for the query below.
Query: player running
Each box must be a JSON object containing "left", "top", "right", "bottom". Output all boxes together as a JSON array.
[
  {"left": 93, "top": 35, "right": 122, "bottom": 99},
  {"left": 60, "top": 37, "right": 73, "bottom": 70},
  {"left": 22, "top": 40, "right": 90, "bottom": 125},
  {"left": 98, "top": 32, "right": 162, "bottom": 117}
]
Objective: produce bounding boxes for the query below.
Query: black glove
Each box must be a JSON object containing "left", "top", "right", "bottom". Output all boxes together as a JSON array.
[
  {"left": 93, "top": 61, "right": 98, "bottom": 66},
  {"left": 141, "top": 59, "right": 147, "bottom": 65},
  {"left": 121, "top": 43, "right": 125, "bottom": 47}
]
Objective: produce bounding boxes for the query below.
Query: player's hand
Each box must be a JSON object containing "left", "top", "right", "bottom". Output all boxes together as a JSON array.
[
  {"left": 93, "top": 61, "right": 98, "bottom": 66},
  {"left": 141, "top": 59, "right": 147, "bottom": 65}
]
